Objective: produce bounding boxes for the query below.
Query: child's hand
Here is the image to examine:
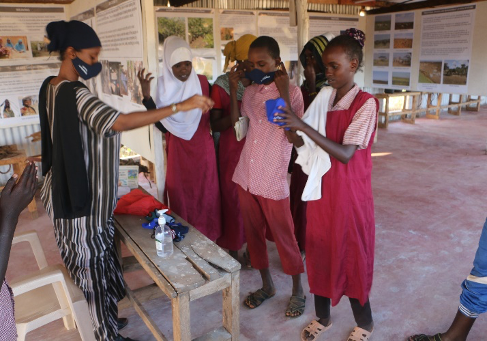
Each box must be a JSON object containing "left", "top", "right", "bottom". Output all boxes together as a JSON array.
[
  {"left": 137, "top": 68, "right": 154, "bottom": 101},
  {"left": 229, "top": 65, "right": 243, "bottom": 93},
  {"left": 0, "top": 162, "right": 37, "bottom": 222},
  {"left": 274, "top": 105, "right": 306, "bottom": 132},
  {"left": 274, "top": 62, "right": 290, "bottom": 98},
  {"left": 304, "top": 63, "right": 316, "bottom": 92}
]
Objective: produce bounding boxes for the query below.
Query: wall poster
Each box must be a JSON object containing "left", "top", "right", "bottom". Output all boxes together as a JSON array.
[
  {"left": 417, "top": 4, "right": 475, "bottom": 93},
  {"left": 0, "top": 5, "right": 65, "bottom": 127},
  {"left": 372, "top": 12, "right": 414, "bottom": 90}
]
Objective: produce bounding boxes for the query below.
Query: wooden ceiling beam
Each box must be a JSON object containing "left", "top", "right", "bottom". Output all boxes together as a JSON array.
[
  {"left": 308, "top": 0, "right": 389, "bottom": 6},
  {"left": 367, "top": 0, "right": 475, "bottom": 14},
  {"left": 0, "top": 0, "right": 74, "bottom": 4}
]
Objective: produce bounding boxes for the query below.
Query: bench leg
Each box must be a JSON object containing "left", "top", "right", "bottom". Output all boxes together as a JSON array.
[
  {"left": 172, "top": 292, "right": 191, "bottom": 341},
  {"left": 223, "top": 271, "right": 240, "bottom": 340}
]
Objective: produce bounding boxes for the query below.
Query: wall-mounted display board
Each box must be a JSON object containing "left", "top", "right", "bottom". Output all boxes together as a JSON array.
[
  {"left": 365, "top": 3, "right": 484, "bottom": 95},
  {"left": 308, "top": 14, "right": 359, "bottom": 38},
  {"left": 370, "top": 12, "right": 415, "bottom": 90},
  {"left": 0, "top": 5, "right": 65, "bottom": 128}
]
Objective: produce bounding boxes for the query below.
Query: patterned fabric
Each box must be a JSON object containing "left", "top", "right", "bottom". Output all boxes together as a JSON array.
[
  {"left": 40, "top": 82, "right": 125, "bottom": 340},
  {"left": 345, "top": 28, "right": 366, "bottom": 48},
  {"left": 0, "top": 280, "right": 16, "bottom": 341},
  {"left": 459, "top": 218, "right": 487, "bottom": 318},
  {"left": 232, "top": 82, "right": 304, "bottom": 200},
  {"left": 329, "top": 84, "right": 377, "bottom": 150},
  {"left": 299, "top": 34, "right": 334, "bottom": 91},
  {"left": 213, "top": 73, "right": 246, "bottom": 101}
]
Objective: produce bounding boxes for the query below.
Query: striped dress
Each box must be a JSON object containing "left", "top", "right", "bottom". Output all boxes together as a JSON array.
[{"left": 40, "top": 81, "right": 126, "bottom": 341}]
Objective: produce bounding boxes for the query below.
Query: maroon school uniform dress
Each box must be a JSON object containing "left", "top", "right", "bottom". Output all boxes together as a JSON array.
[
  {"left": 165, "top": 75, "right": 222, "bottom": 241},
  {"left": 306, "top": 87, "right": 378, "bottom": 306},
  {"left": 211, "top": 83, "right": 246, "bottom": 251}
]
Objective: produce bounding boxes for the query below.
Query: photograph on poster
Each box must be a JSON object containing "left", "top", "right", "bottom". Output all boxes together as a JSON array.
[
  {"left": 109, "top": 61, "right": 121, "bottom": 97},
  {"left": 374, "top": 34, "right": 390, "bottom": 49},
  {"left": 393, "top": 33, "right": 413, "bottom": 49},
  {"left": 0, "top": 99, "right": 17, "bottom": 119},
  {"left": 221, "top": 27, "right": 234, "bottom": 41},
  {"left": 395, "top": 13, "right": 414, "bottom": 30},
  {"left": 188, "top": 18, "right": 214, "bottom": 48},
  {"left": 100, "top": 60, "right": 111, "bottom": 95},
  {"left": 158, "top": 17, "right": 185, "bottom": 46},
  {"left": 373, "top": 53, "right": 389, "bottom": 67},
  {"left": 375, "top": 15, "right": 391, "bottom": 31},
  {"left": 30, "top": 37, "right": 51, "bottom": 58},
  {"left": 120, "top": 65, "right": 128, "bottom": 96},
  {"left": 443, "top": 60, "right": 469, "bottom": 85},
  {"left": 393, "top": 52, "right": 411, "bottom": 67},
  {"left": 18, "top": 95, "right": 38, "bottom": 117},
  {"left": 392, "top": 71, "right": 410, "bottom": 86},
  {"left": 192, "top": 56, "right": 214, "bottom": 81},
  {"left": 127, "top": 60, "right": 143, "bottom": 105},
  {"left": 419, "top": 61, "right": 442, "bottom": 84},
  {"left": 0, "top": 36, "right": 30, "bottom": 60},
  {"left": 373, "top": 71, "right": 388, "bottom": 85}
]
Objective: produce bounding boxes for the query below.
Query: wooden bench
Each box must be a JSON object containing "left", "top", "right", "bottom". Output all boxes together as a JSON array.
[
  {"left": 426, "top": 93, "right": 482, "bottom": 119},
  {"left": 114, "top": 209, "right": 240, "bottom": 341},
  {"left": 0, "top": 144, "right": 37, "bottom": 219},
  {"left": 376, "top": 92, "right": 422, "bottom": 128}
]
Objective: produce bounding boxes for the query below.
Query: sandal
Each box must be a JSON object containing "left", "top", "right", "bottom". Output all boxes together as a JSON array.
[
  {"left": 408, "top": 334, "right": 443, "bottom": 341},
  {"left": 244, "top": 289, "right": 275, "bottom": 309},
  {"left": 285, "top": 295, "right": 306, "bottom": 317},
  {"left": 301, "top": 320, "right": 332, "bottom": 341},
  {"left": 348, "top": 326, "right": 373, "bottom": 341}
]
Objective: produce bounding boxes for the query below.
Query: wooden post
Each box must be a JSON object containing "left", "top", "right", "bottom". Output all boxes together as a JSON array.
[
  {"left": 222, "top": 272, "right": 240, "bottom": 340},
  {"left": 426, "top": 93, "right": 442, "bottom": 119},
  {"left": 448, "top": 94, "right": 463, "bottom": 116},
  {"left": 295, "top": 0, "right": 309, "bottom": 88},
  {"left": 172, "top": 292, "right": 191, "bottom": 341}
]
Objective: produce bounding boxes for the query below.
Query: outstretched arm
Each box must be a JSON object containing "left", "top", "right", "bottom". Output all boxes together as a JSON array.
[
  {"left": 275, "top": 106, "right": 358, "bottom": 164},
  {"left": 0, "top": 163, "right": 37, "bottom": 283}
]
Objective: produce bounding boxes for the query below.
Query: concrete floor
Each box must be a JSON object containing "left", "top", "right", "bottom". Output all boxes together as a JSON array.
[{"left": 6, "top": 107, "right": 487, "bottom": 340}]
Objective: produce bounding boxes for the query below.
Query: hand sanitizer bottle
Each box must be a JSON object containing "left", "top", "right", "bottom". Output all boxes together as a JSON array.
[{"left": 155, "top": 209, "right": 173, "bottom": 257}]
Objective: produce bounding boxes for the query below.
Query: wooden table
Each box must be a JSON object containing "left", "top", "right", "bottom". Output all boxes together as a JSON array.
[
  {"left": 114, "top": 211, "right": 241, "bottom": 341},
  {"left": 376, "top": 92, "right": 422, "bottom": 128},
  {"left": 0, "top": 145, "right": 37, "bottom": 219}
]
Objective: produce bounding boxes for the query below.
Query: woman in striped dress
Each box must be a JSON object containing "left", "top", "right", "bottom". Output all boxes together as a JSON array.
[{"left": 39, "top": 20, "right": 213, "bottom": 341}]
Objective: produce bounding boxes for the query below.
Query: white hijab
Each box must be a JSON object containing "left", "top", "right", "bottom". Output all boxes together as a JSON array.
[{"left": 156, "top": 36, "right": 202, "bottom": 140}]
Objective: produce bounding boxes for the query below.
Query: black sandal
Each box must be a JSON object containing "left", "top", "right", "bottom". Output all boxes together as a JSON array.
[
  {"left": 285, "top": 295, "right": 306, "bottom": 317},
  {"left": 244, "top": 289, "right": 275, "bottom": 309},
  {"left": 408, "top": 334, "right": 442, "bottom": 341}
]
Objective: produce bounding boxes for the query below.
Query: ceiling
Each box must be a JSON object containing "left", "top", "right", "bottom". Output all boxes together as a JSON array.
[{"left": 0, "top": 0, "right": 478, "bottom": 14}]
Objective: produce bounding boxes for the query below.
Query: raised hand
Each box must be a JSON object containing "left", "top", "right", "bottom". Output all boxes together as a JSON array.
[
  {"left": 303, "top": 63, "right": 316, "bottom": 93},
  {"left": 229, "top": 64, "right": 243, "bottom": 93},
  {"left": 137, "top": 68, "right": 154, "bottom": 101},
  {"left": 179, "top": 95, "right": 214, "bottom": 113},
  {"left": 0, "top": 162, "right": 37, "bottom": 222},
  {"left": 274, "top": 62, "right": 290, "bottom": 99}
]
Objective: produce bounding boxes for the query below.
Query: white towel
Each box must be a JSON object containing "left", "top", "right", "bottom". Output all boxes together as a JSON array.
[{"left": 295, "top": 87, "right": 333, "bottom": 201}]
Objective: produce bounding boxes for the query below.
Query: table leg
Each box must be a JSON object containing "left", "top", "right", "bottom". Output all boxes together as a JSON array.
[
  {"left": 223, "top": 271, "right": 240, "bottom": 340},
  {"left": 172, "top": 292, "right": 191, "bottom": 341}
]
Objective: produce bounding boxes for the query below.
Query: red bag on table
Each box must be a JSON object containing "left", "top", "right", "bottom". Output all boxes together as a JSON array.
[{"left": 114, "top": 189, "right": 171, "bottom": 216}]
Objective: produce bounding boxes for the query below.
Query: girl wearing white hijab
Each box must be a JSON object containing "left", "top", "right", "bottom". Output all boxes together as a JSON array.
[{"left": 139, "top": 36, "right": 222, "bottom": 241}]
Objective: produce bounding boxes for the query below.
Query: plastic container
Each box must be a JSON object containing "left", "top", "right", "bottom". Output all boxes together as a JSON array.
[{"left": 155, "top": 209, "right": 173, "bottom": 257}]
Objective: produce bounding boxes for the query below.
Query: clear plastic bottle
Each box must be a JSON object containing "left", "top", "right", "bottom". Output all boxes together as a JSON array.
[{"left": 155, "top": 209, "right": 173, "bottom": 257}]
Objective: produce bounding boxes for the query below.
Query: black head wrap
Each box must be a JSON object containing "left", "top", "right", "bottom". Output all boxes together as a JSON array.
[{"left": 46, "top": 20, "right": 101, "bottom": 52}]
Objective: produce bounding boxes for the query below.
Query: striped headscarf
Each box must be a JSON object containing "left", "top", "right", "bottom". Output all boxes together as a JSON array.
[{"left": 299, "top": 32, "right": 335, "bottom": 90}]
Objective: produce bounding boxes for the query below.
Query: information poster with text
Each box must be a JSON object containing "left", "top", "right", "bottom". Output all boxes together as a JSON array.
[
  {"left": 418, "top": 4, "right": 475, "bottom": 93},
  {"left": 0, "top": 5, "right": 65, "bottom": 127},
  {"left": 372, "top": 12, "right": 414, "bottom": 90},
  {"left": 308, "top": 15, "right": 359, "bottom": 38}
]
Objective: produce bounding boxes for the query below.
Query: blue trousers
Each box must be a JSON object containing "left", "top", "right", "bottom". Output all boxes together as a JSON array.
[{"left": 459, "top": 218, "right": 487, "bottom": 318}]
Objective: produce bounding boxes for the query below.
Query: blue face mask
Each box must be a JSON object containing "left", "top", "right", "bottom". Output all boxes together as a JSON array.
[
  {"left": 72, "top": 57, "right": 102, "bottom": 80},
  {"left": 245, "top": 68, "right": 276, "bottom": 84}
]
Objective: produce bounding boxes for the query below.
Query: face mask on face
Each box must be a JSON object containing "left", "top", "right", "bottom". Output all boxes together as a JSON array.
[
  {"left": 245, "top": 68, "right": 276, "bottom": 84},
  {"left": 72, "top": 57, "right": 102, "bottom": 80}
]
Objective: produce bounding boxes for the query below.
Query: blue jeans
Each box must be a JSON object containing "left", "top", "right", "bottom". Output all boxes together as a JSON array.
[{"left": 459, "top": 218, "right": 487, "bottom": 318}]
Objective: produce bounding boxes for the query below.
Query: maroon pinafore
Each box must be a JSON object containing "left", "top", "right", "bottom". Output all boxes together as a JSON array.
[{"left": 306, "top": 90, "right": 378, "bottom": 306}]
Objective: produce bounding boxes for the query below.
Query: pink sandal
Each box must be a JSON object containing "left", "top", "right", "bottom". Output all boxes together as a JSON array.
[
  {"left": 300, "top": 320, "right": 332, "bottom": 341},
  {"left": 347, "top": 326, "right": 373, "bottom": 341}
]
